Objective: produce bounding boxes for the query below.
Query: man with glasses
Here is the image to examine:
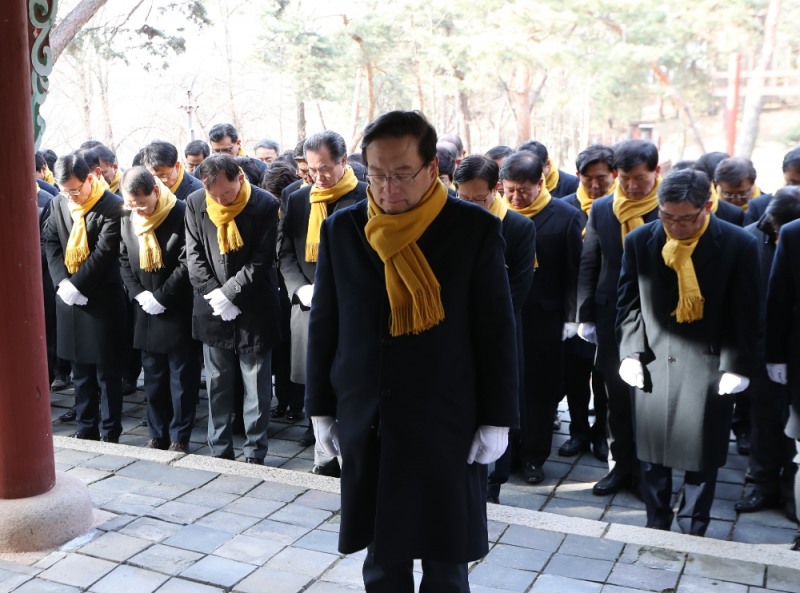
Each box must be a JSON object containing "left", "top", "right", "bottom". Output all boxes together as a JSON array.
[
  {"left": 501, "top": 150, "right": 583, "bottom": 485},
  {"left": 208, "top": 123, "right": 244, "bottom": 156},
  {"left": 141, "top": 140, "right": 203, "bottom": 201},
  {"left": 306, "top": 110, "right": 518, "bottom": 593},
  {"left": 713, "top": 157, "right": 768, "bottom": 225},
  {"left": 616, "top": 168, "right": 758, "bottom": 535},
  {"left": 44, "top": 152, "right": 125, "bottom": 443},
  {"left": 278, "top": 130, "right": 367, "bottom": 475},
  {"left": 577, "top": 139, "right": 662, "bottom": 496},
  {"left": 454, "top": 154, "right": 536, "bottom": 503}
]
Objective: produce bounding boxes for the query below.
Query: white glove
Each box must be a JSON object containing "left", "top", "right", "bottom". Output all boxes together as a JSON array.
[
  {"left": 467, "top": 425, "right": 509, "bottom": 465},
  {"left": 619, "top": 356, "right": 644, "bottom": 389},
  {"left": 718, "top": 372, "right": 750, "bottom": 395},
  {"left": 562, "top": 322, "right": 579, "bottom": 341},
  {"left": 766, "top": 363, "right": 788, "bottom": 385},
  {"left": 577, "top": 322, "right": 597, "bottom": 345},
  {"left": 57, "top": 279, "right": 88, "bottom": 306},
  {"left": 296, "top": 284, "right": 314, "bottom": 308},
  {"left": 204, "top": 288, "right": 228, "bottom": 312},
  {"left": 311, "top": 416, "right": 340, "bottom": 457},
  {"left": 134, "top": 291, "right": 166, "bottom": 315},
  {"left": 218, "top": 300, "right": 242, "bottom": 321}
]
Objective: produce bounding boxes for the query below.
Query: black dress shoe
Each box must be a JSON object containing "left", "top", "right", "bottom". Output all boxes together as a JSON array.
[
  {"left": 736, "top": 432, "right": 751, "bottom": 456},
  {"left": 487, "top": 495, "right": 500, "bottom": 504},
  {"left": 144, "top": 438, "right": 169, "bottom": 450},
  {"left": 50, "top": 375, "right": 72, "bottom": 391},
  {"left": 299, "top": 427, "right": 316, "bottom": 446},
  {"left": 552, "top": 413, "right": 562, "bottom": 432},
  {"left": 558, "top": 437, "right": 589, "bottom": 457},
  {"left": 121, "top": 378, "right": 138, "bottom": 396},
  {"left": 792, "top": 536, "right": 800, "bottom": 551},
  {"left": 523, "top": 462, "right": 545, "bottom": 484},
  {"left": 270, "top": 404, "right": 288, "bottom": 419},
  {"left": 72, "top": 431, "right": 99, "bottom": 441},
  {"left": 245, "top": 457, "right": 264, "bottom": 465},
  {"left": 783, "top": 499, "right": 797, "bottom": 523},
  {"left": 58, "top": 407, "right": 77, "bottom": 422},
  {"left": 591, "top": 436, "right": 609, "bottom": 462},
  {"left": 285, "top": 408, "right": 305, "bottom": 423},
  {"left": 100, "top": 436, "right": 119, "bottom": 443},
  {"left": 592, "top": 468, "right": 631, "bottom": 496},
  {"left": 311, "top": 458, "right": 341, "bottom": 477},
  {"left": 735, "top": 489, "right": 780, "bottom": 513}
]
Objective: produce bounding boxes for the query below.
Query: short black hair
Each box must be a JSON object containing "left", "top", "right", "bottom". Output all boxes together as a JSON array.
[
  {"left": 347, "top": 153, "right": 364, "bottom": 165},
  {"left": 55, "top": 152, "right": 91, "bottom": 184},
  {"left": 575, "top": 144, "right": 615, "bottom": 175},
  {"left": 671, "top": 160, "right": 696, "bottom": 171},
  {"left": 91, "top": 144, "right": 117, "bottom": 166},
  {"left": 613, "top": 140, "right": 659, "bottom": 172},
  {"left": 517, "top": 140, "right": 548, "bottom": 163},
  {"left": 121, "top": 166, "right": 156, "bottom": 197},
  {"left": 293, "top": 139, "right": 307, "bottom": 162},
  {"left": 782, "top": 147, "right": 800, "bottom": 173},
  {"left": 276, "top": 150, "right": 297, "bottom": 170},
  {"left": 77, "top": 148, "right": 100, "bottom": 170},
  {"left": 185, "top": 139, "right": 210, "bottom": 158},
  {"left": 714, "top": 157, "right": 757, "bottom": 185},
  {"left": 254, "top": 139, "right": 280, "bottom": 153},
  {"left": 500, "top": 151, "right": 544, "bottom": 184},
  {"left": 42, "top": 149, "right": 58, "bottom": 171},
  {"left": 454, "top": 155, "right": 499, "bottom": 189},
  {"left": 79, "top": 140, "right": 104, "bottom": 150},
  {"left": 361, "top": 110, "right": 437, "bottom": 168},
  {"left": 261, "top": 161, "right": 300, "bottom": 197},
  {"left": 304, "top": 130, "right": 347, "bottom": 162},
  {"left": 765, "top": 186, "right": 800, "bottom": 228},
  {"left": 208, "top": 123, "right": 239, "bottom": 144},
  {"left": 485, "top": 146, "right": 514, "bottom": 161},
  {"left": 694, "top": 151, "right": 730, "bottom": 180},
  {"left": 437, "top": 147, "right": 456, "bottom": 180},
  {"left": 350, "top": 161, "right": 367, "bottom": 182},
  {"left": 131, "top": 149, "right": 145, "bottom": 167},
  {"left": 196, "top": 154, "right": 241, "bottom": 186},
  {"left": 658, "top": 169, "right": 711, "bottom": 208},
  {"left": 142, "top": 140, "right": 179, "bottom": 169},
  {"left": 235, "top": 156, "right": 265, "bottom": 186},
  {"left": 440, "top": 133, "right": 464, "bottom": 156},
  {"left": 35, "top": 151, "right": 46, "bottom": 171}
]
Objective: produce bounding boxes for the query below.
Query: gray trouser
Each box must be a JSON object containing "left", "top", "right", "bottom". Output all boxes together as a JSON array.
[{"left": 204, "top": 345, "right": 271, "bottom": 460}]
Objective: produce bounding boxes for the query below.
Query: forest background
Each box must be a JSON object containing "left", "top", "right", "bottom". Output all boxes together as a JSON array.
[{"left": 40, "top": 0, "right": 800, "bottom": 190}]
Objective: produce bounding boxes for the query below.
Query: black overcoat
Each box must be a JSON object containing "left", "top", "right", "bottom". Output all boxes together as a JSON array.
[
  {"left": 44, "top": 191, "right": 125, "bottom": 365},
  {"left": 617, "top": 216, "right": 760, "bottom": 471},
  {"left": 744, "top": 194, "right": 772, "bottom": 226},
  {"left": 550, "top": 169, "right": 580, "bottom": 198},
  {"left": 173, "top": 171, "right": 204, "bottom": 202},
  {"left": 184, "top": 187, "right": 281, "bottom": 353},
  {"left": 305, "top": 198, "right": 519, "bottom": 564},
  {"left": 119, "top": 200, "right": 194, "bottom": 353}
]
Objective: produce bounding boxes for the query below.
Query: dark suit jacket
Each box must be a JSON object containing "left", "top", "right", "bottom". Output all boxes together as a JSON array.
[
  {"left": 560, "top": 192, "right": 589, "bottom": 227},
  {"left": 44, "top": 190, "right": 125, "bottom": 364},
  {"left": 119, "top": 200, "right": 194, "bottom": 353},
  {"left": 551, "top": 169, "right": 580, "bottom": 198},
  {"left": 716, "top": 198, "right": 745, "bottom": 226},
  {"left": 37, "top": 178, "right": 58, "bottom": 196},
  {"left": 617, "top": 216, "right": 759, "bottom": 471},
  {"left": 744, "top": 193, "right": 772, "bottom": 226},
  {"left": 173, "top": 170, "right": 204, "bottom": 201},
  {"left": 577, "top": 195, "right": 659, "bottom": 371},
  {"left": 278, "top": 182, "right": 368, "bottom": 300},
  {"left": 306, "top": 197, "right": 518, "bottom": 564},
  {"left": 502, "top": 210, "right": 536, "bottom": 314},
  {"left": 185, "top": 186, "right": 281, "bottom": 353}
]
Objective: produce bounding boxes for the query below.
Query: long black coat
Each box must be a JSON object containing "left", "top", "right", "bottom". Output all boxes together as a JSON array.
[
  {"left": 577, "top": 195, "right": 659, "bottom": 372},
  {"left": 305, "top": 198, "right": 519, "bottom": 564},
  {"left": 119, "top": 200, "right": 194, "bottom": 353},
  {"left": 173, "top": 171, "right": 204, "bottom": 202},
  {"left": 744, "top": 193, "right": 772, "bottom": 226},
  {"left": 278, "top": 182, "right": 367, "bottom": 299},
  {"left": 766, "top": 218, "right": 800, "bottom": 418},
  {"left": 44, "top": 191, "right": 125, "bottom": 365},
  {"left": 185, "top": 187, "right": 281, "bottom": 353},
  {"left": 550, "top": 169, "right": 580, "bottom": 198},
  {"left": 617, "top": 216, "right": 759, "bottom": 471},
  {"left": 716, "top": 199, "right": 745, "bottom": 226}
]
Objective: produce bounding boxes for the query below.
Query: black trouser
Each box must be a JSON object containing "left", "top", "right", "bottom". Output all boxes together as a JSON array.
[
  {"left": 121, "top": 298, "right": 142, "bottom": 383},
  {"left": 72, "top": 361, "right": 122, "bottom": 439},
  {"left": 363, "top": 545, "right": 469, "bottom": 593},
  {"left": 564, "top": 337, "right": 607, "bottom": 442},
  {"left": 488, "top": 430, "right": 522, "bottom": 498},
  {"left": 640, "top": 461, "right": 718, "bottom": 536},
  {"left": 602, "top": 368, "right": 636, "bottom": 475},
  {"left": 732, "top": 392, "right": 751, "bottom": 441},
  {"left": 141, "top": 344, "right": 202, "bottom": 443}
]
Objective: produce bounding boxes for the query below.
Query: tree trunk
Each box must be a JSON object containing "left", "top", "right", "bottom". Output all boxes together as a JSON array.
[
  {"left": 650, "top": 64, "right": 706, "bottom": 154},
  {"left": 737, "top": 0, "right": 781, "bottom": 158},
  {"left": 296, "top": 99, "right": 306, "bottom": 141},
  {"left": 50, "top": 0, "right": 109, "bottom": 64},
  {"left": 365, "top": 61, "right": 376, "bottom": 125},
  {"left": 349, "top": 66, "right": 363, "bottom": 153}
]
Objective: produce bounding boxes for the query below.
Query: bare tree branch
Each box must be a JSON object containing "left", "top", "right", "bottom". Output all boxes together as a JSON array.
[{"left": 50, "top": 0, "right": 110, "bottom": 64}]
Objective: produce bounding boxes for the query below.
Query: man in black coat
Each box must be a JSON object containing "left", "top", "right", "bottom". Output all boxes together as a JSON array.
[
  {"left": 617, "top": 168, "right": 759, "bottom": 536},
  {"left": 453, "top": 154, "right": 536, "bottom": 503},
  {"left": 502, "top": 151, "right": 583, "bottom": 485},
  {"left": 185, "top": 154, "right": 281, "bottom": 464},
  {"left": 577, "top": 139, "right": 662, "bottom": 496},
  {"left": 765, "top": 210, "right": 800, "bottom": 552},
  {"left": 141, "top": 140, "right": 204, "bottom": 201},
  {"left": 306, "top": 111, "right": 518, "bottom": 592},
  {"left": 44, "top": 152, "right": 125, "bottom": 442},
  {"left": 518, "top": 139, "right": 580, "bottom": 198},
  {"left": 278, "top": 130, "right": 367, "bottom": 474},
  {"left": 119, "top": 167, "right": 201, "bottom": 452}
]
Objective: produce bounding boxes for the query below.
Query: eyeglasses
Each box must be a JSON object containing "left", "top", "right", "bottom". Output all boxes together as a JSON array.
[
  {"left": 719, "top": 189, "right": 752, "bottom": 201},
  {"left": 458, "top": 190, "right": 493, "bottom": 204},
  {"left": 59, "top": 179, "right": 86, "bottom": 197},
  {"left": 658, "top": 207, "right": 704, "bottom": 225},
  {"left": 367, "top": 164, "right": 427, "bottom": 188},
  {"left": 211, "top": 145, "right": 237, "bottom": 155}
]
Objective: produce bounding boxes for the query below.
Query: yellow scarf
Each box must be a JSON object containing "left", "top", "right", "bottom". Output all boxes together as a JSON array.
[
  {"left": 205, "top": 171, "right": 251, "bottom": 254},
  {"left": 488, "top": 194, "right": 508, "bottom": 220},
  {"left": 612, "top": 177, "right": 661, "bottom": 243},
  {"left": 237, "top": 146, "right": 246, "bottom": 156},
  {"left": 545, "top": 160, "right": 559, "bottom": 192},
  {"left": 710, "top": 185, "right": 720, "bottom": 213},
  {"left": 662, "top": 214, "right": 710, "bottom": 323},
  {"left": 741, "top": 185, "right": 762, "bottom": 212},
  {"left": 365, "top": 177, "right": 447, "bottom": 337},
  {"left": 576, "top": 180, "right": 618, "bottom": 216},
  {"left": 108, "top": 170, "right": 122, "bottom": 194},
  {"left": 168, "top": 162, "right": 186, "bottom": 194},
  {"left": 65, "top": 178, "right": 105, "bottom": 274},
  {"left": 44, "top": 164, "right": 55, "bottom": 185},
  {"left": 130, "top": 179, "right": 178, "bottom": 272},
  {"left": 305, "top": 166, "right": 358, "bottom": 262},
  {"left": 507, "top": 183, "right": 552, "bottom": 218}
]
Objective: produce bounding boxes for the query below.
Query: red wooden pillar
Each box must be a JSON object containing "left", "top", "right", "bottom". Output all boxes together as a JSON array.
[{"left": 0, "top": 1, "right": 56, "bottom": 499}]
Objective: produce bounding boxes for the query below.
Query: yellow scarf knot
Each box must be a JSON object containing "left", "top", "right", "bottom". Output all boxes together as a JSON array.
[
  {"left": 612, "top": 177, "right": 661, "bottom": 244},
  {"left": 168, "top": 162, "right": 186, "bottom": 194},
  {"left": 488, "top": 193, "right": 508, "bottom": 220},
  {"left": 661, "top": 214, "right": 710, "bottom": 323},
  {"left": 131, "top": 178, "right": 178, "bottom": 272},
  {"left": 365, "top": 177, "right": 447, "bottom": 337},
  {"left": 544, "top": 160, "right": 560, "bottom": 192},
  {"left": 205, "top": 170, "right": 251, "bottom": 254},
  {"left": 305, "top": 166, "right": 359, "bottom": 262},
  {"left": 65, "top": 178, "right": 105, "bottom": 274}
]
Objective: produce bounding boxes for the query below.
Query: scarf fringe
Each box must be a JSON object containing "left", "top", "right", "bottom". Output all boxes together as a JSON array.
[
  {"left": 65, "top": 245, "right": 90, "bottom": 274},
  {"left": 140, "top": 248, "right": 164, "bottom": 273},
  {"left": 673, "top": 295, "right": 704, "bottom": 323},
  {"left": 305, "top": 242, "right": 320, "bottom": 263},
  {"left": 389, "top": 287, "right": 445, "bottom": 337}
]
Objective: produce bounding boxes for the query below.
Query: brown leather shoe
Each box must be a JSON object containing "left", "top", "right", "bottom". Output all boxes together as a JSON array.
[
  {"left": 168, "top": 441, "right": 190, "bottom": 453},
  {"left": 144, "top": 438, "right": 169, "bottom": 450}
]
